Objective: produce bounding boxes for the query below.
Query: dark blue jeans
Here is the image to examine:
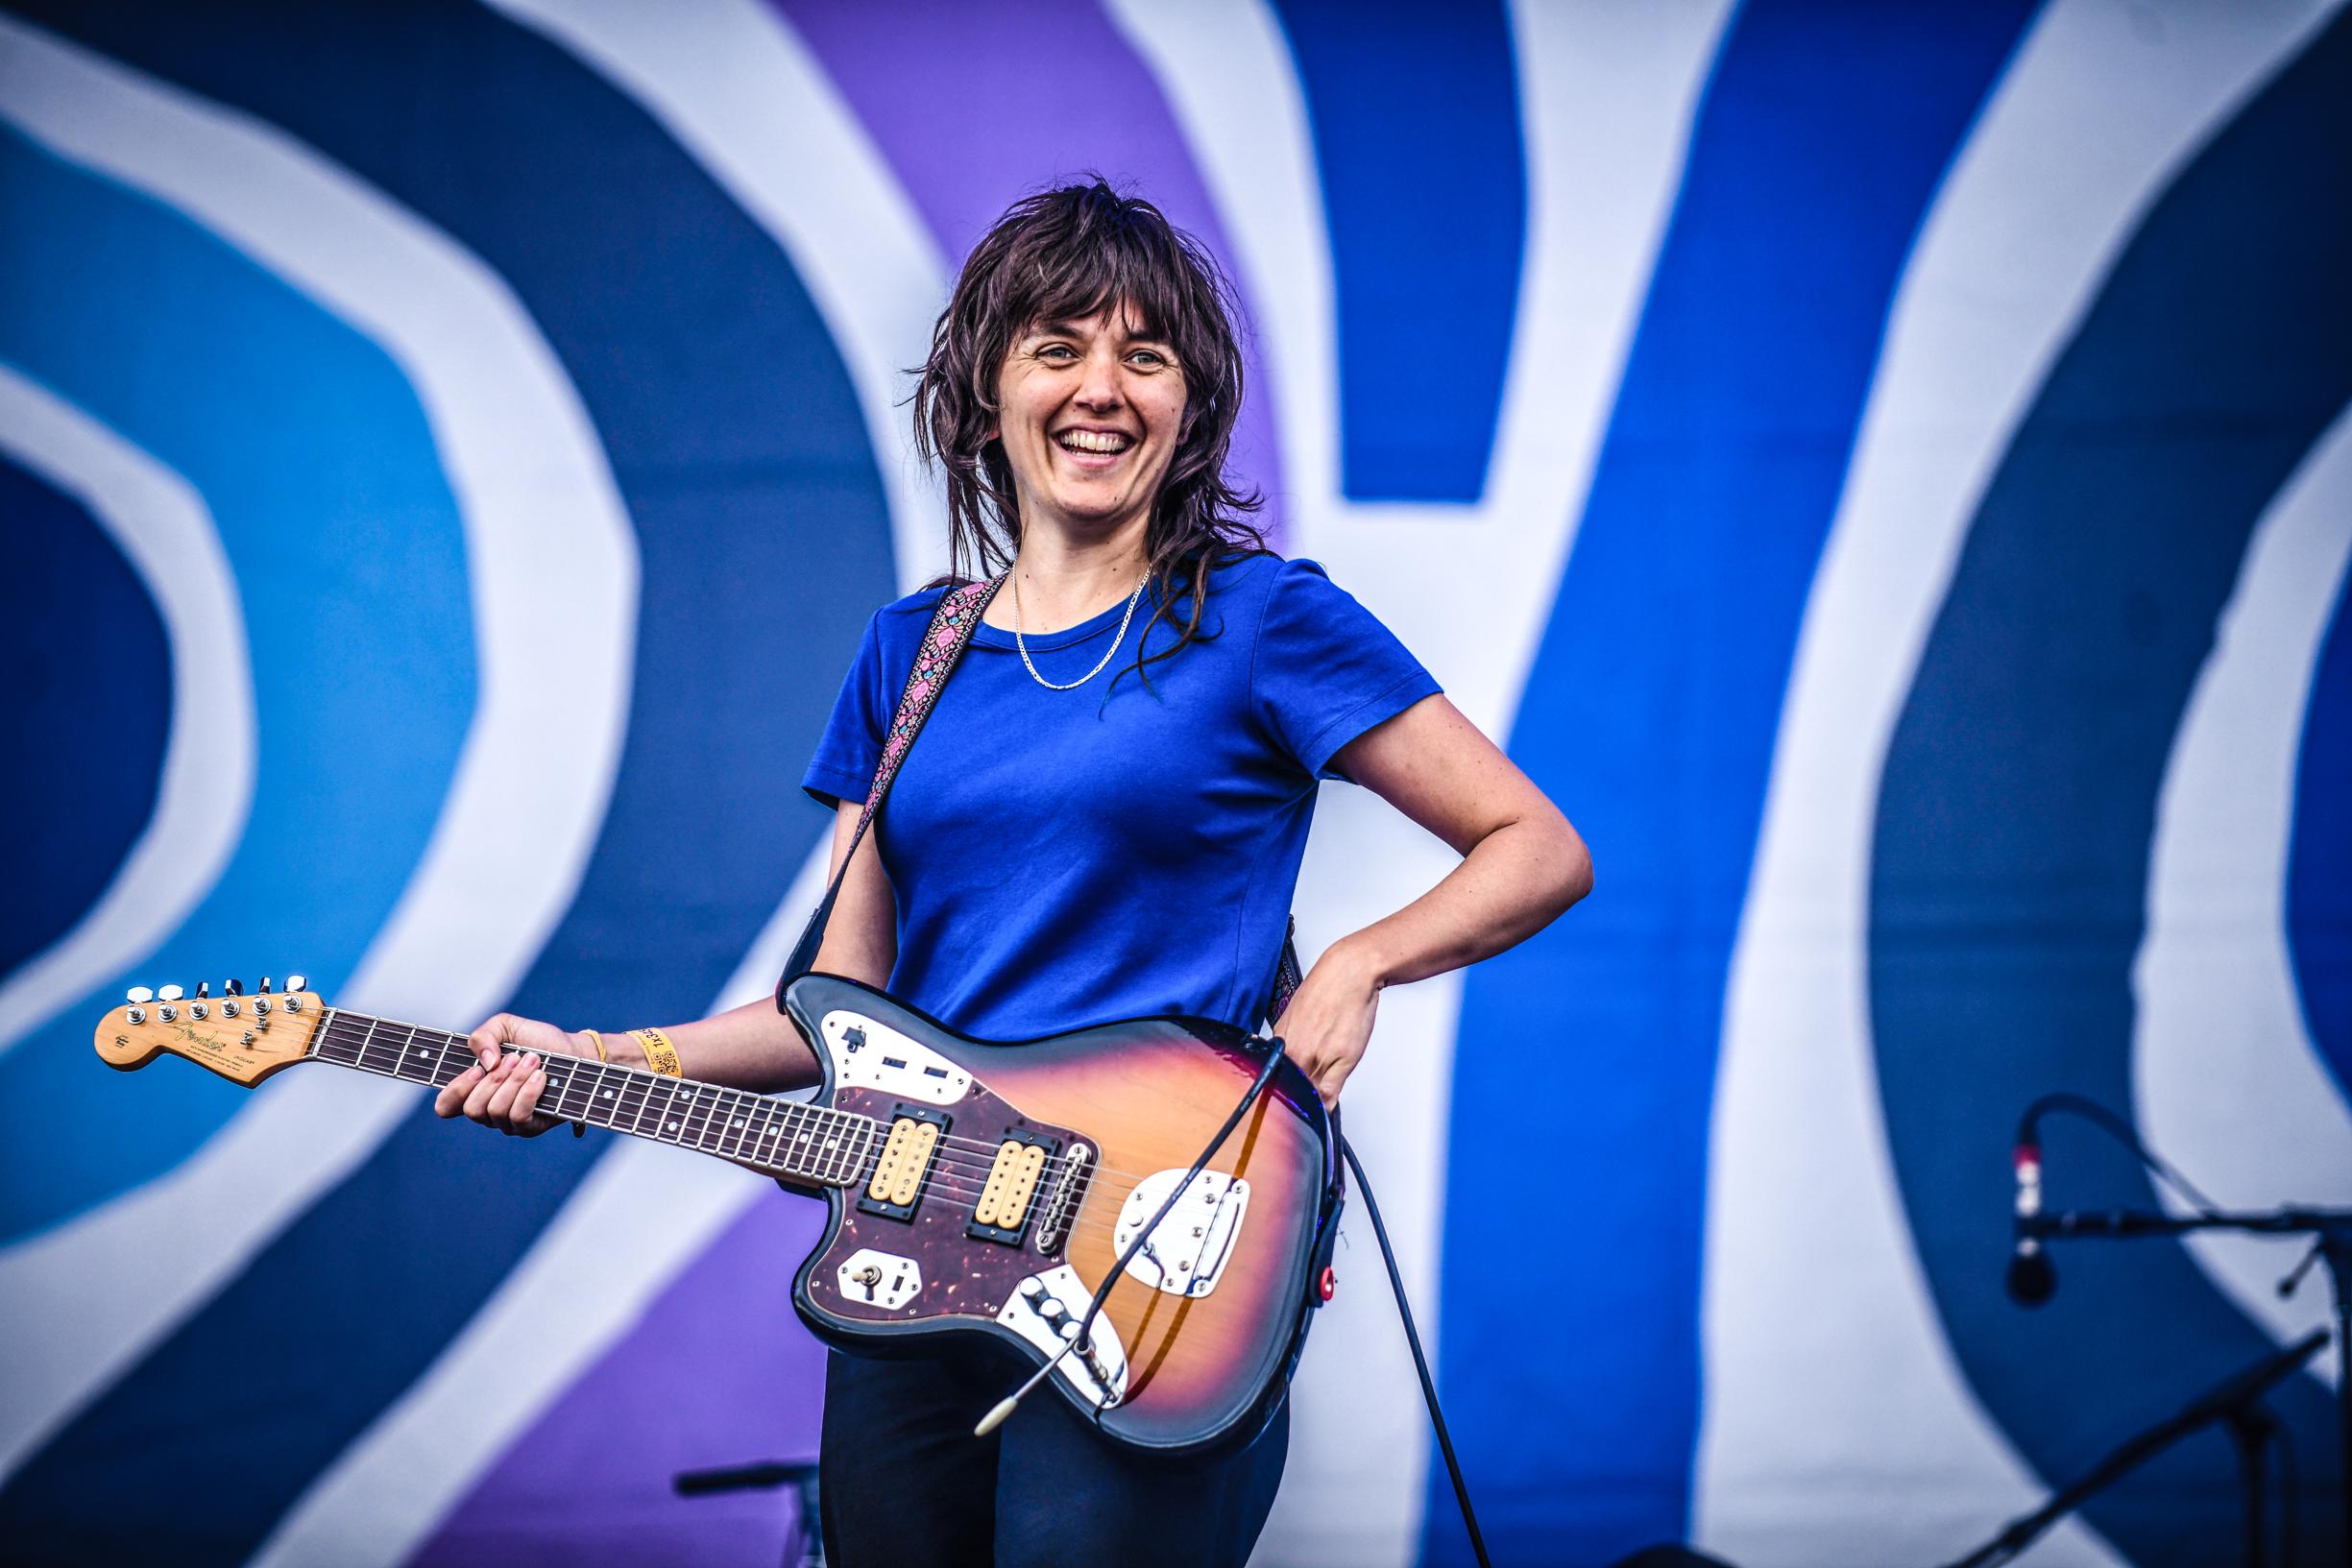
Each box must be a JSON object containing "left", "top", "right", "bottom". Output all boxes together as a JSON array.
[{"left": 817, "top": 1346, "right": 1289, "bottom": 1568}]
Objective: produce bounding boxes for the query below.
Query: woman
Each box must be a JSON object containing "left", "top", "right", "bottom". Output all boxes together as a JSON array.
[{"left": 437, "top": 181, "right": 1590, "bottom": 1567}]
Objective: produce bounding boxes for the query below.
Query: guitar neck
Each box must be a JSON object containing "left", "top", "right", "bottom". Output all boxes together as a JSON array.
[{"left": 305, "top": 1008, "right": 879, "bottom": 1189}]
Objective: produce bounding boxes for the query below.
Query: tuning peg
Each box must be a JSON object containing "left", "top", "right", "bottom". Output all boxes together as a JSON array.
[
  {"left": 158, "top": 984, "right": 183, "bottom": 1002},
  {"left": 126, "top": 986, "right": 154, "bottom": 1004},
  {"left": 286, "top": 975, "right": 306, "bottom": 994},
  {"left": 258, "top": 977, "right": 273, "bottom": 994},
  {"left": 195, "top": 981, "right": 210, "bottom": 999},
  {"left": 225, "top": 978, "right": 244, "bottom": 996}
]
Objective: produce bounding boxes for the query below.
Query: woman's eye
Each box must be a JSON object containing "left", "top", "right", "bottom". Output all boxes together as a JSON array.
[
  {"left": 1128, "top": 350, "right": 1168, "bottom": 369},
  {"left": 1036, "top": 344, "right": 1077, "bottom": 362}
]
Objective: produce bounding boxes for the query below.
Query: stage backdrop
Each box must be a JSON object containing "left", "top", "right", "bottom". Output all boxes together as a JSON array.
[{"left": 3, "top": 3, "right": 2347, "bottom": 1564}]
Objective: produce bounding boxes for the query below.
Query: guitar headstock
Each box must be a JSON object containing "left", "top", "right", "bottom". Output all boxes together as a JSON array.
[{"left": 93, "top": 975, "right": 326, "bottom": 1087}]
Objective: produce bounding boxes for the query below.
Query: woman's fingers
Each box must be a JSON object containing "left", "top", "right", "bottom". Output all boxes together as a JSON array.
[
  {"left": 463, "top": 1052, "right": 518, "bottom": 1122},
  {"left": 509, "top": 1060, "right": 556, "bottom": 1135},
  {"left": 467, "top": 1013, "right": 520, "bottom": 1073},
  {"left": 483, "top": 1052, "right": 538, "bottom": 1123},
  {"left": 432, "top": 1061, "right": 484, "bottom": 1119}
]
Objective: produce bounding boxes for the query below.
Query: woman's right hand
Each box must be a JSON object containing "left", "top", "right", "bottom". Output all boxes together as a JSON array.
[{"left": 432, "top": 1012, "right": 593, "bottom": 1137}]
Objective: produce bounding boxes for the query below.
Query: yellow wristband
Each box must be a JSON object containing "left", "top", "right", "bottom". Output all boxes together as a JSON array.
[
  {"left": 632, "top": 1026, "right": 682, "bottom": 1077},
  {"left": 580, "top": 1028, "right": 609, "bottom": 1063}
]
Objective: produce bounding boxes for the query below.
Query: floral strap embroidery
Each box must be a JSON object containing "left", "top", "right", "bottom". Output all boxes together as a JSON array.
[{"left": 778, "top": 577, "right": 1002, "bottom": 996}]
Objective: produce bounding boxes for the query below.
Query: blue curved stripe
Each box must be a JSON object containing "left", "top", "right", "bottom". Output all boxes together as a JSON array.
[
  {"left": 2289, "top": 572, "right": 2352, "bottom": 1098},
  {"left": 0, "top": 127, "right": 475, "bottom": 1242},
  {"left": 1868, "top": 12, "right": 2352, "bottom": 1562},
  {"left": 0, "top": 3, "right": 895, "bottom": 1558},
  {"left": 1434, "top": 2, "right": 2039, "bottom": 1559},
  {"left": 0, "top": 455, "right": 169, "bottom": 980},
  {"left": 1268, "top": 0, "right": 1524, "bottom": 503}
]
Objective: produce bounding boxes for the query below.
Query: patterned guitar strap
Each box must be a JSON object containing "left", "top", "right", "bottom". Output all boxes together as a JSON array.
[{"left": 777, "top": 574, "right": 1305, "bottom": 1028}]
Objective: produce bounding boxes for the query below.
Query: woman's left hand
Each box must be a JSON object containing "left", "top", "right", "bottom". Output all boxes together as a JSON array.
[{"left": 1273, "top": 941, "right": 1382, "bottom": 1108}]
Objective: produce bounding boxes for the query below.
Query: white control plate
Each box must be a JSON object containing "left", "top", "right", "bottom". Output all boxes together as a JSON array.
[
  {"left": 1112, "top": 1170, "right": 1249, "bottom": 1298},
  {"left": 836, "top": 1247, "right": 922, "bottom": 1310},
  {"left": 820, "top": 1010, "right": 972, "bottom": 1105},
  {"left": 995, "top": 1265, "right": 1128, "bottom": 1408}
]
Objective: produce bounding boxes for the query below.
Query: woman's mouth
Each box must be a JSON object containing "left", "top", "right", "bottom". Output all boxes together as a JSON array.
[{"left": 1055, "top": 428, "right": 1134, "bottom": 457}]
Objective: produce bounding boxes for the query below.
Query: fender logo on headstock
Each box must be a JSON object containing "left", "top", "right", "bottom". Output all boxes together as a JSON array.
[{"left": 167, "top": 1018, "right": 274, "bottom": 1068}]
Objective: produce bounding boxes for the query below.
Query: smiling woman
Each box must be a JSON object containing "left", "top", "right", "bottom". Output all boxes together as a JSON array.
[{"left": 435, "top": 179, "right": 1590, "bottom": 1568}]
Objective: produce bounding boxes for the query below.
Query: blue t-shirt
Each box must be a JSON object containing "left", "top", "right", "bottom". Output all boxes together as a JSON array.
[{"left": 802, "top": 552, "right": 1439, "bottom": 1040}]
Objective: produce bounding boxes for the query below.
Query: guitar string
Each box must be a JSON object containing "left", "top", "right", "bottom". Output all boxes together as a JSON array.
[
  {"left": 307, "top": 1018, "right": 1242, "bottom": 1231},
  {"left": 303, "top": 1019, "right": 1166, "bottom": 1239},
  {"left": 306, "top": 1013, "right": 1272, "bottom": 1219},
  {"left": 308, "top": 1015, "right": 1275, "bottom": 1192},
  {"left": 319, "top": 1049, "right": 1184, "bottom": 1247}
]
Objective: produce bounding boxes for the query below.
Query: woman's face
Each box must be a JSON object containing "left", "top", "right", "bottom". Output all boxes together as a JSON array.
[{"left": 993, "top": 304, "right": 1187, "bottom": 545}]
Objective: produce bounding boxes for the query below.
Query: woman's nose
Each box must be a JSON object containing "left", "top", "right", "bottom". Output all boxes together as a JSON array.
[{"left": 1074, "top": 349, "right": 1124, "bottom": 409}]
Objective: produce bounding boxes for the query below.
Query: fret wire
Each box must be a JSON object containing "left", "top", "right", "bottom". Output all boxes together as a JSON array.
[
  {"left": 309, "top": 1017, "right": 903, "bottom": 1187},
  {"left": 352, "top": 1015, "right": 382, "bottom": 1076},
  {"left": 689, "top": 1079, "right": 721, "bottom": 1150},
  {"left": 714, "top": 1085, "right": 751, "bottom": 1162}
]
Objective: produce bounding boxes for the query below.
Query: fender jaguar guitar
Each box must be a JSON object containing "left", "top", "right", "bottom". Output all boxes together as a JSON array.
[{"left": 94, "top": 971, "right": 1340, "bottom": 1455}]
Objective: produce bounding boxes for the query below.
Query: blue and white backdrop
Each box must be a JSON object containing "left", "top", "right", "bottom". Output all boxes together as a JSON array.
[{"left": 3, "top": 3, "right": 2347, "bottom": 1564}]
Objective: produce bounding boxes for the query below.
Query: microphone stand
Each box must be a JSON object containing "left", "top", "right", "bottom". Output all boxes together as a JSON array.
[
  {"left": 1941, "top": 1328, "right": 2327, "bottom": 1568},
  {"left": 2011, "top": 1204, "right": 2352, "bottom": 1568}
]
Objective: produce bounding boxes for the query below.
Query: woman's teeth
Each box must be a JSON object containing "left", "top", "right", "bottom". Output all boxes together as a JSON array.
[{"left": 1056, "top": 430, "right": 1132, "bottom": 454}]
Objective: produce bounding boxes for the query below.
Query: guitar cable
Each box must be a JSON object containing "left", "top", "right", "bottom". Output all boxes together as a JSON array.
[
  {"left": 976, "top": 1041, "right": 1289, "bottom": 1438},
  {"left": 974, "top": 1043, "right": 1495, "bottom": 1568},
  {"left": 1342, "top": 1134, "right": 1492, "bottom": 1568}
]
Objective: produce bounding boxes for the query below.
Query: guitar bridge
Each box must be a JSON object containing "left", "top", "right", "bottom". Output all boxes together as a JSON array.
[{"left": 1033, "top": 1142, "right": 1094, "bottom": 1253}]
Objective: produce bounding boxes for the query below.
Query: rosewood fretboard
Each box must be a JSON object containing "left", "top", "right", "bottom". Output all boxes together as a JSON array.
[{"left": 305, "top": 1008, "right": 879, "bottom": 1187}]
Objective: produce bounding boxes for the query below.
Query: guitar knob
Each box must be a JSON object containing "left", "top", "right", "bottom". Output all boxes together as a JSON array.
[
  {"left": 126, "top": 986, "right": 154, "bottom": 1004},
  {"left": 195, "top": 981, "right": 210, "bottom": 999},
  {"left": 158, "top": 985, "right": 183, "bottom": 1002},
  {"left": 225, "top": 978, "right": 244, "bottom": 997},
  {"left": 287, "top": 975, "right": 306, "bottom": 994},
  {"left": 258, "top": 977, "right": 273, "bottom": 994}
]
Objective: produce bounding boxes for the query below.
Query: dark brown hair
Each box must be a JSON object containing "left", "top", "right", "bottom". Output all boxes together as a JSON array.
[{"left": 911, "top": 179, "right": 1266, "bottom": 683}]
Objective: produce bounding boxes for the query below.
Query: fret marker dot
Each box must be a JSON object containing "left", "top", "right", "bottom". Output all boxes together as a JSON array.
[
  {"left": 667, "top": 1121, "right": 679, "bottom": 1133},
  {"left": 732, "top": 1117, "right": 744, "bottom": 1129},
  {"left": 601, "top": 1089, "right": 615, "bottom": 1099}
]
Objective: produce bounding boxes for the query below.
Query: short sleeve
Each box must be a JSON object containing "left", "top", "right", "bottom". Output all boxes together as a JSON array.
[
  {"left": 1253, "top": 559, "right": 1442, "bottom": 780},
  {"left": 802, "top": 608, "right": 894, "bottom": 808}
]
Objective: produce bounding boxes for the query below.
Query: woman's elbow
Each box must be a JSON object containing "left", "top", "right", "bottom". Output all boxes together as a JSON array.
[{"left": 1551, "top": 815, "right": 1594, "bottom": 911}]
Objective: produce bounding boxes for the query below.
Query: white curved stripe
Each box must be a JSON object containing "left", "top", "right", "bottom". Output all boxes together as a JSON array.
[
  {"left": 1103, "top": 0, "right": 1334, "bottom": 529},
  {"left": 0, "top": 368, "right": 253, "bottom": 1056},
  {"left": 251, "top": 836, "right": 833, "bottom": 1568},
  {"left": 251, "top": 1136, "right": 773, "bottom": 1568},
  {"left": 1697, "top": 4, "right": 2343, "bottom": 1563},
  {"left": 0, "top": 13, "right": 634, "bottom": 1465},
  {"left": 488, "top": 0, "right": 952, "bottom": 595},
  {"left": 1119, "top": 7, "right": 1731, "bottom": 1565},
  {"left": 2133, "top": 404, "right": 2352, "bottom": 1389}
]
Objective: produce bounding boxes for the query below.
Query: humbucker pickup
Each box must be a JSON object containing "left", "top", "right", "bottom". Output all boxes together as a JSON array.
[
  {"left": 857, "top": 1104, "right": 950, "bottom": 1222},
  {"left": 965, "top": 1126, "right": 1061, "bottom": 1245}
]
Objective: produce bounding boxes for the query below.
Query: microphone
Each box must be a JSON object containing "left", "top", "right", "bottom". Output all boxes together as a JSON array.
[{"left": 2006, "top": 1128, "right": 2055, "bottom": 1306}]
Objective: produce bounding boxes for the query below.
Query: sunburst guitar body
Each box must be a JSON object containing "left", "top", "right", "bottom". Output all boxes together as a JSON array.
[{"left": 94, "top": 972, "right": 1342, "bottom": 1455}]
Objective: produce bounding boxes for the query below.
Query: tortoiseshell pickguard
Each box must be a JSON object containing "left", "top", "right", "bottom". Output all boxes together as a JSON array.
[{"left": 803, "top": 1076, "right": 1085, "bottom": 1325}]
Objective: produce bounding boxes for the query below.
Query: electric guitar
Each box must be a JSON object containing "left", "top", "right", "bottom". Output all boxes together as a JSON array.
[{"left": 94, "top": 971, "right": 1340, "bottom": 1455}]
